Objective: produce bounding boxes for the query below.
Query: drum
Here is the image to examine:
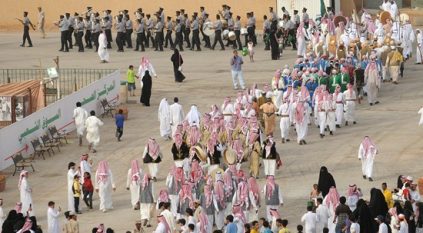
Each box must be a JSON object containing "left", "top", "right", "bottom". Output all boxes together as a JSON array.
[
  {"left": 221, "top": 19, "right": 228, "bottom": 28},
  {"left": 203, "top": 22, "right": 214, "bottom": 36},
  {"left": 223, "top": 29, "right": 229, "bottom": 40},
  {"left": 228, "top": 31, "right": 236, "bottom": 41},
  {"left": 240, "top": 27, "right": 248, "bottom": 35}
]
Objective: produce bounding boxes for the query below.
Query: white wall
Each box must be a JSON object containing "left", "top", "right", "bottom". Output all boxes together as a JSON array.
[{"left": 0, "top": 70, "right": 120, "bottom": 171}]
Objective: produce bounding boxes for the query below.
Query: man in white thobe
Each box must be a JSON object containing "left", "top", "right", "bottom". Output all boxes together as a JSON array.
[
  {"left": 416, "top": 29, "right": 423, "bottom": 64},
  {"left": 169, "top": 97, "right": 184, "bottom": 136},
  {"left": 19, "top": 170, "right": 33, "bottom": 214},
  {"left": 158, "top": 98, "right": 172, "bottom": 140},
  {"left": 47, "top": 201, "right": 61, "bottom": 233},
  {"left": 333, "top": 86, "right": 344, "bottom": 128},
  {"left": 343, "top": 84, "right": 357, "bottom": 125},
  {"left": 98, "top": 31, "right": 109, "bottom": 63},
  {"left": 277, "top": 96, "right": 291, "bottom": 143},
  {"left": 85, "top": 110, "right": 104, "bottom": 153},
  {"left": 126, "top": 160, "right": 142, "bottom": 210},
  {"left": 67, "top": 162, "right": 79, "bottom": 213},
  {"left": 315, "top": 198, "right": 330, "bottom": 233},
  {"left": 95, "top": 160, "right": 116, "bottom": 212},
  {"left": 73, "top": 102, "right": 88, "bottom": 146},
  {"left": 358, "top": 136, "right": 378, "bottom": 181},
  {"left": 301, "top": 206, "right": 317, "bottom": 233},
  {"left": 221, "top": 97, "right": 234, "bottom": 124}
]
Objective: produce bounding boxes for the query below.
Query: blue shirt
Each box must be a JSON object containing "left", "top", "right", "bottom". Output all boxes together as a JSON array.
[
  {"left": 226, "top": 223, "right": 238, "bottom": 233},
  {"left": 115, "top": 114, "right": 125, "bottom": 128},
  {"left": 231, "top": 56, "right": 243, "bottom": 71}
]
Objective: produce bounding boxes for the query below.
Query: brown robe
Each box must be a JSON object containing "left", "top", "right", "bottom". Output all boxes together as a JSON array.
[{"left": 260, "top": 102, "right": 277, "bottom": 136}]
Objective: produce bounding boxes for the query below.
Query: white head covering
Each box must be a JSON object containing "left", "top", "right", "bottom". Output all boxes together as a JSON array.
[
  {"left": 158, "top": 98, "right": 170, "bottom": 120},
  {"left": 186, "top": 105, "right": 201, "bottom": 127}
]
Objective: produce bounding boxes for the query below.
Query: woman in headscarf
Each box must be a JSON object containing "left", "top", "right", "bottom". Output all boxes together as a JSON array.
[
  {"left": 2, "top": 210, "right": 18, "bottom": 233},
  {"left": 317, "top": 166, "right": 336, "bottom": 197},
  {"left": 126, "top": 160, "right": 142, "bottom": 210},
  {"left": 158, "top": 98, "right": 172, "bottom": 140},
  {"left": 142, "top": 138, "right": 162, "bottom": 181},
  {"left": 404, "top": 200, "right": 416, "bottom": 233},
  {"left": 269, "top": 19, "right": 279, "bottom": 60},
  {"left": 170, "top": 48, "right": 185, "bottom": 82},
  {"left": 353, "top": 199, "right": 374, "bottom": 233},
  {"left": 369, "top": 188, "right": 389, "bottom": 218},
  {"left": 140, "top": 70, "right": 153, "bottom": 106},
  {"left": 95, "top": 160, "right": 116, "bottom": 213}
]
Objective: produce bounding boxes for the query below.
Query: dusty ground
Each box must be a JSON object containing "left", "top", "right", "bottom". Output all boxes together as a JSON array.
[{"left": 1, "top": 32, "right": 423, "bottom": 232}]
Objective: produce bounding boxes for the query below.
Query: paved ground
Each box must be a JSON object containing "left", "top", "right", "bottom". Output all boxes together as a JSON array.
[{"left": 1, "top": 32, "right": 423, "bottom": 232}]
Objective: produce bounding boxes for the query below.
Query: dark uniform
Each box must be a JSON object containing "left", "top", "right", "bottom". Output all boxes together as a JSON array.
[
  {"left": 134, "top": 18, "right": 146, "bottom": 51},
  {"left": 115, "top": 17, "right": 125, "bottom": 51},
  {"left": 184, "top": 15, "right": 191, "bottom": 48},
  {"left": 84, "top": 17, "right": 92, "bottom": 48},
  {"left": 20, "top": 13, "right": 33, "bottom": 47},
  {"left": 125, "top": 16, "right": 133, "bottom": 48},
  {"left": 174, "top": 20, "right": 184, "bottom": 51},
  {"left": 190, "top": 16, "right": 201, "bottom": 50},
  {"left": 211, "top": 16, "right": 224, "bottom": 50},
  {"left": 164, "top": 17, "right": 174, "bottom": 48},
  {"left": 234, "top": 17, "right": 242, "bottom": 50},
  {"left": 58, "top": 16, "right": 69, "bottom": 51},
  {"left": 91, "top": 19, "right": 100, "bottom": 52},
  {"left": 154, "top": 17, "right": 164, "bottom": 51},
  {"left": 103, "top": 17, "right": 112, "bottom": 49},
  {"left": 75, "top": 17, "right": 85, "bottom": 52}
]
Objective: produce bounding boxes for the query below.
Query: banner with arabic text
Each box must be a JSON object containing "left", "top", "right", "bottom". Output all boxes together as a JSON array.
[{"left": 0, "top": 70, "right": 120, "bottom": 170}]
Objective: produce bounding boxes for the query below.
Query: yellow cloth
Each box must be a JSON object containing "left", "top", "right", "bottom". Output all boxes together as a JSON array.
[
  {"left": 127, "top": 69, "right": 136, "bottom": 84},
  {"left": 383, "top": 189, "right": 394, "bottom": 208},
  {"left": 279, "top": 227, "right": 291, "bottom": 233},
  {"left": 251, "top": 229, "right": 259, "bottom": 233},
  {"left": 73, "top": 180, "right": 81, "bottom": 198},
  {"left": 260, "top": 102, "right": 277, "bottom": 136}
]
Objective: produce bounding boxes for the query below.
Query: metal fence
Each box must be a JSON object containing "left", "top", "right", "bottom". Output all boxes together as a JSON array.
[{"left": 0, "top": 68, "right": 117, "bottom": 104}]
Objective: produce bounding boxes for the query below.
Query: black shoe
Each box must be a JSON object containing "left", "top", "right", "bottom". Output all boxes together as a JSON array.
[
  {"left": 28, "top": 45, "right": 33, "bottom": 47},
  {"left": 369, "top": 177, "right": 373, "bottom": 182},
  {"left": 220, "top": 48, "right": 225, "bottom": 51},
  {"left": 353, "top": 121, "right": 356, "bottom": 124},
  {"left": 320, "top": 134, "right": 324, "bottom": 138},
  {"left": 302, "top": 140, "right": 307, "bottom": 145},
  {"left": 299, "top": 140, "right": 303, "bottom": 145},
  {"left": 134, "top": 49, "right": 139, "bottom": 51},
  {"left": 375, "top": 101, "right": 380, "bottom": 104},
  {"left": 370, "top": 103, "right": 373, "bottom": 106},
  {"left": 336, "top": 124, "right": 340, "bottom": 128},
  {"left": 345, "top": 121, "right": 348, "bottom": 126},
  {"left": 363, "top": 175, "right": 366, "bottom": 179},
  {"left": 330, "top": 131, "right": 333, "bottom": 135},
  {"left": 286, "top": 139, "right": 290, "bottom": 142}
]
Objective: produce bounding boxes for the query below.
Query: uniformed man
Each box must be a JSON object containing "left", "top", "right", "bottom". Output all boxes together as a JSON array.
[
  {"left": 124, "top": 15, "right": 133, "bottom": 48},
  {"left": 184, "top": 13, "right": 191, "bottom": 48},
  {"left": 18, "top": 11, "right": 34, "bottom": 47},
  {"left": 263, "top": 15, "right": 271, "bottom": 50},
  {"left": 65, "top": 13, "right": 74, "bottom": 49},
  {"left": 233, "top": 15, "right": 242, "bottom": 50},
  {"left": 75, "top": 16, "right": 85, "bottom": 52},
  {"left": 211, "top": 14, "right": 225, "bottom": 50},
  {"left": 103, "top": 15, "right": 113, "bottom": 49},
  {"left": 173, "top": 18, "right": 184, "bottom": 51},
  {"left": 134, "top": 16, "right": 146, "bottom": 51},
  {"left": 269, "top": 7, "right": 278, "bottom": 22},
  {"left": 91, "top": 18, "right": 100, "bottom": 52},
  {"left": 293, "top": 10, "right": 300, "bottom": 28},
  {"left": 72, "top": 13, "right": 79, "bottom": 46},
  {"left": 226, "top": 12, "right": 235, "bottom": 47},
  {"left": 179, "top": 10, "right": 186, "bottom": 44},
  {"left": 164, "top": 16, "right": 174, "bottom": 48},
  {"left": 199, "top": 6, "right": 207, "bottom": 42},
  {"left": 245, "top": 12, "right": 254, "bottom": 46},
  {"left": 190, "top": 15, "right": 201, "bottom": 51},
  {"left": 250, "top": 12, "right": 257, "bottom": 45},
  {"left": 281, "top": 7, "right": 290, "bottom": 18},
  {"left": 84, "top": 16, "right": 92, "bottom": 48},
  {"left": 202, "top": 13, "right": 211, "bottom": 48},
  {"left": 55, "top": 15, "right": 68, "bottom": 52},
  {"left": 115, "top": 15, "right": 125, "bottom": 52},
  {"left": 302, "top": 7, "right": 309, "bottom": 29},
  {"left": 145, "top": 14, "right": 155, "bottom": 48},
  {"left": 154, "top": 15, "right": 164, "bottom": 51}
]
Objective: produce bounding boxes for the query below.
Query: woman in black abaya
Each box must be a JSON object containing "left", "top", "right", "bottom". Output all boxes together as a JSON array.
[
  {"left": 269, "top": 20, "right": 279, "bottom": 60},
  {"left": 170, "top": 49, "right": 185, "bottom": 82},
  {"left": 353, "top": 199, "right": 375, "bottom": 233},
  {"left": 404, "top": 200, "right": 416, "bottom": 233},
  {"left": 317, "top": 166, "right": 336, "bottom": 197},
  {"left": 369, "top": 188, "right": 389, "bottom": 218},
  {"left": 140, "top": 70, "right": 152, "bottom": 106}
]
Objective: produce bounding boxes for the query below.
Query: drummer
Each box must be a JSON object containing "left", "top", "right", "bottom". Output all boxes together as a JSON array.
[
  {"left": 202, "top": 13, "right": 211, "bottom": 48},
  {"left": 226, "top": 12, "right": 235, "bottom": 47}
]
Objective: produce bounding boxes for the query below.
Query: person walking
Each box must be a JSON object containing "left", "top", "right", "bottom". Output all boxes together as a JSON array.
[
  {"left": 18, "top": 11, "right": 34, "bottom": 47},
  {"left": 47, "top": 201, "right": 61, "bottom": 233},
  {"left": 171, "top": 49, "right": 185, "bottom": 82},
  {"left": 114, "top": 109, "right": 125, "bottom": 141},
  {"left": 230, "top": 50, "right": 246, "bottom": 90},
  {"left": 85, "top": 110, "right": 104, "bottom": 153},
  {"left": 358, "top": 136, "right": 378, "bottom": 181},
  {"left": 37, "top": 7, "right": 45, "bottom": 38}
]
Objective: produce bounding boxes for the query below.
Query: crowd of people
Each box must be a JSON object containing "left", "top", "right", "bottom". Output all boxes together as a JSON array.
[{"left": 4, "top": 0, "right": 423, "bottom": 233}]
